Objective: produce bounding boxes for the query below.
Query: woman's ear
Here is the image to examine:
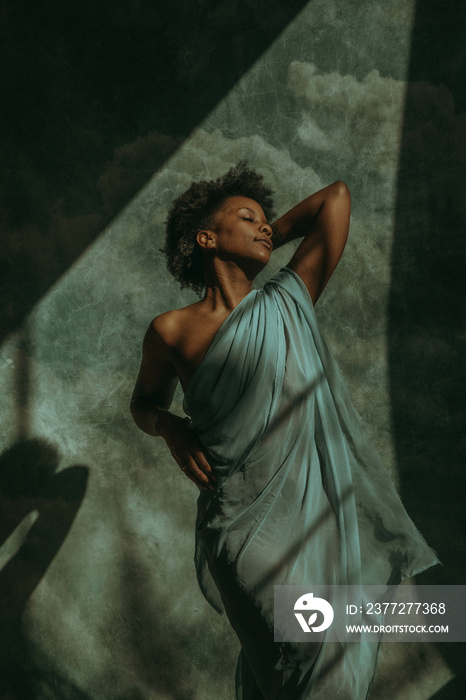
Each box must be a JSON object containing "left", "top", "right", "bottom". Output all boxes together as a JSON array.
[{"left": 196, "top": 229, "right": 216, "bottom": 250}]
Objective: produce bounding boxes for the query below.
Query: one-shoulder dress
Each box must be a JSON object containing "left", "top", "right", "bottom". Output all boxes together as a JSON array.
[{"left": 182, "top": 266, "right": 441, "bottom": 700}]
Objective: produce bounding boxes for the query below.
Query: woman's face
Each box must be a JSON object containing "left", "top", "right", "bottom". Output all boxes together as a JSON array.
[{"left": 205, "top": 196, "right": 273, "bottom": 269}]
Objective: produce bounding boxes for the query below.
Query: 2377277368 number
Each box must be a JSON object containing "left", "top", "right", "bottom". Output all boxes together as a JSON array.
[{"left": 365, "top": 602, "right": 446, "bottom": 615}]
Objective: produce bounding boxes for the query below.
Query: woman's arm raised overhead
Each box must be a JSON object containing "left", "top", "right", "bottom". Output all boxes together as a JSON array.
[{"left": 271, "top": 181, "right": 351, "bottom": 304}]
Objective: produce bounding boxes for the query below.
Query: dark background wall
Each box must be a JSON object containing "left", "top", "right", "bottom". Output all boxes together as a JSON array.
[
  {"left": 0, "top": 1, "right": 463, "bottom": 698},
  {"left": 389, "top": 1, "right": 466, "bottom": 697}
]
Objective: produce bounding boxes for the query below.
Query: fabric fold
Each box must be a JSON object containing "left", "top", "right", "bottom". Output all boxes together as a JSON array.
[{"left": 183, "top": 266, "right": 441, "bottom": 700}]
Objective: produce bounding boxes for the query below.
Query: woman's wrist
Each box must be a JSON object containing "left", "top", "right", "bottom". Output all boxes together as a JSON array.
[
  {"left": 155, "top": 409, "right": 182, "bottom": 441},
  {"left": 270, "top": 223, "right": 288, "bottom": 251}
]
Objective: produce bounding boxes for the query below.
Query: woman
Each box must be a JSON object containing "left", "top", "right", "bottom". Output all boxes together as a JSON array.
[{"left": 130, "top": 162, "right": 441, "bottom": 699}]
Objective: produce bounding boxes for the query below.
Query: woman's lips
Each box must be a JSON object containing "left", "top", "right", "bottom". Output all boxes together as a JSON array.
[{"left": 256, "top": 239, "right": 273, "bottom": 250}]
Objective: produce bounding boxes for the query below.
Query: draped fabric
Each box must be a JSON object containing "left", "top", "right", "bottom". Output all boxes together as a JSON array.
[{"left": 182, "top": 266, "right": 441, "bottom": 700}]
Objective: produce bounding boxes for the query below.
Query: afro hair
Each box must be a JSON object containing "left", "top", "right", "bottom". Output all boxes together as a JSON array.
[{"left": 160, "top": 160, "right": 275, "bottom": 296}]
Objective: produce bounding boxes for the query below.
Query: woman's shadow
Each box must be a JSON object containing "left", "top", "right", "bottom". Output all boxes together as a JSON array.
[{"left": 0, "top": 438, "right": 89, "bottom": 699}]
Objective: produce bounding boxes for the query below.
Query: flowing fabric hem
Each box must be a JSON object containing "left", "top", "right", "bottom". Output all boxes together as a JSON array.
[{"left": 365, "top": 554, "right": 442, "bottom": 700}]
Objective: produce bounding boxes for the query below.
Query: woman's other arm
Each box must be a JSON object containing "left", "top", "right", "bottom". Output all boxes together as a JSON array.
[
  {"left": 130, "top": 318, "right": 216, "bottom": 490},
  {"left": 271, "top": 181, "right": 351, "bottom": 304}
]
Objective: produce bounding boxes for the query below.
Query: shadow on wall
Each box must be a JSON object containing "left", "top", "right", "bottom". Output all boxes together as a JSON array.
[
  {"left": 0, "top": 438, "right": 89, "bottom": 700},
  {"left": 0, "top": 0, "right": 309, "bottom": 346},
  {"left": 389, "top": 0, "right": 466, "bottom": 693}
]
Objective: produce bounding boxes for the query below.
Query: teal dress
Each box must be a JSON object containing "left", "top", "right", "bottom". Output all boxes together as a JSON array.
[{"left": 183, "top": 266, "right": 441, "bottom": 699}]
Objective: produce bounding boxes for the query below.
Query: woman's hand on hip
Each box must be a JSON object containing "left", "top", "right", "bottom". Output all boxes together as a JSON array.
[{"left": 158, "top": 413, "right": 217, "bottom": 491}]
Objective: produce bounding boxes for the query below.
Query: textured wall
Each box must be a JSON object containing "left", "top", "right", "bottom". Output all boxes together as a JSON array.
[{"left": 0, "top": 1, "right": 464, "bottom": 698}]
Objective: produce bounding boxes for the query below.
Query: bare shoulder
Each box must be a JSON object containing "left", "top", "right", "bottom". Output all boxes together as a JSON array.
[
  {"left": 149, "top": 303, "right": 201, "bottom": 348},
  {"left": 150, "top": 309, "right": 180, "bottom": 343}
]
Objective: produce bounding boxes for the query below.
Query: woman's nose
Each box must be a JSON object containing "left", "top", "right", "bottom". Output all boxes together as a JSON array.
[{"left": 261, "top": 223, "right": 272, "bottom": 236}]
